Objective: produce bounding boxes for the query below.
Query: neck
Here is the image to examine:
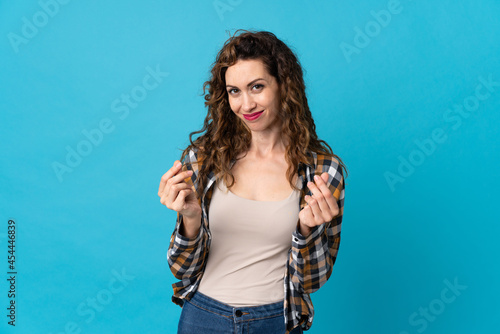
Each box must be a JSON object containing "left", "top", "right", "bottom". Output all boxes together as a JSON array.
[{"left": 247, "top": 128, "right": 288, "bottom": 159}]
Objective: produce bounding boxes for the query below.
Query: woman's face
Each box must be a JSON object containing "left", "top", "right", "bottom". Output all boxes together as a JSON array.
[{"left": 225, "top": 58, "right": 281, "bottom": 133}]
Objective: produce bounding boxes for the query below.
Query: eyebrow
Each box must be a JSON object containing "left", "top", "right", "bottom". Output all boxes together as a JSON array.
[{"left": 226, "top": 78, "right": 266, "bottom": 88}]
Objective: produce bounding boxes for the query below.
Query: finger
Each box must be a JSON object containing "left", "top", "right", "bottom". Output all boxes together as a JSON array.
[
  {"left": 166, "top": 169, "right": 193, "bottom": 191},
  {"left": 304, "top": 195, "right": 325, "bottom": 226},
  {"left": 171, "top": 189, "right": 192, "bottom": 211},
  {"left": 321, "top": 172, "right": 329, "bottom": 183},
  {"left": 158, "top": 160, "right": 183, "bottom": 196},
  {"left": 311, "top": 174, "right": 337, "bottom": 215},
  {"left": 307, "top": 179, "right": 332, "bottom": 218},
  {"left": 161, "top": 168, "right": 192, "bottom": 199},
  {"left": 165, "top": 182, "right": 192, "bottom": 197},
  {"left": 300, "top": 206, "right": 316, "bottom": 228},
  {"left": 320, "top": 172, "right": 340, "bottom": 216},
  {"left": 164, "top": 182, "right": 192, "bottom": 207}
]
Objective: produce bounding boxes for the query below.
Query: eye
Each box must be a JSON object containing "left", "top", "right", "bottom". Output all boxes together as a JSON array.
[
  {"left": 228, "top": 88, "right": 239, "bottom": 95},
  {"left": 252, "top": 84, "right": 264, "bottom": 90}
]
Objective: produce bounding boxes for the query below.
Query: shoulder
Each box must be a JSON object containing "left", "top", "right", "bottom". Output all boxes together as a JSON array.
[
  {"left": 311, "top": 151, "right": 344, "bottom": 189},
  {"left": 310, "top": 151, "right": 341, "bottom": 175},
  {"left": 315, "top": 153, "right": 340, "bottom": 169}
]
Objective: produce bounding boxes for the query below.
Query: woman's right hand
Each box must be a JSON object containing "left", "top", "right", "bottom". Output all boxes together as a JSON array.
[{"left": 158, "top": 160, "right": 202, "bottom": 219}]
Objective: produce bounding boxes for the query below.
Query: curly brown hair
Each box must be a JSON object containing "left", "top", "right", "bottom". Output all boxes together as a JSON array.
[{"left": 178, "top": 29, "right": 348, "bottom": 198}]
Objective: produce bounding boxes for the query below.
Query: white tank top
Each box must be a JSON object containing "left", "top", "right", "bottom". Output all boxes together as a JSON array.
[{"left": 197, "top": 177, "right": 301, "bottom": 306}]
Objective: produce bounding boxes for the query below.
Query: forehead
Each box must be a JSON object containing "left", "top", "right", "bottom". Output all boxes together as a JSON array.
[{"left": 225, "top": 59, "right": 271, "bottom": 85}]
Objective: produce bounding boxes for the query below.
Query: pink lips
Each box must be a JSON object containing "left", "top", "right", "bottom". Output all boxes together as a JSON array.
[{"left": 243, "top": 111, "right": 264, "bottom": 121}]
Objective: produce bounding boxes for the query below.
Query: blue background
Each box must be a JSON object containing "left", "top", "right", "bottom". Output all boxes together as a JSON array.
[{"left": 1, "top": 0, "right": 499, "bottom": 333}]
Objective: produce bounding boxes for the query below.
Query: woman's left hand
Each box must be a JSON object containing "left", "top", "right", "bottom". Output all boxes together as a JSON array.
[{"left": 299, "top": 172, "right": 340, "bottom": 237}]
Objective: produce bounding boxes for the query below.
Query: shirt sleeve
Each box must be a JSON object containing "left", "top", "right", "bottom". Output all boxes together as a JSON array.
[
  {"left": 166, "top": 149, "right": 209, "bottom": 281},
  {"left": 289, "top": 155, "right": 345, "bottom": 294}
]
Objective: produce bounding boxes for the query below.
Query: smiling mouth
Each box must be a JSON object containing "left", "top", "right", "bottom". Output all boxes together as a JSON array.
[{"left": 243, "top": 110, "right": 264, "bottom": 120}]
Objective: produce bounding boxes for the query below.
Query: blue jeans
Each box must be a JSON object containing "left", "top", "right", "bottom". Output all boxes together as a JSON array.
[{"left": 177, "top": 290, "right": 303, "bottom": 334}]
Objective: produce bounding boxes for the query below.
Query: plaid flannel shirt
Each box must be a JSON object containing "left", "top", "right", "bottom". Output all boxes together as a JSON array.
[{"left": 167, "top": 147, "right": 345, "bottom": 333}]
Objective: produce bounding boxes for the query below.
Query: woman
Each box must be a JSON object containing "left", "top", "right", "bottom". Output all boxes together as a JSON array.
[{"left": 158, "top": 30, "right": 348, "bottom": 334}]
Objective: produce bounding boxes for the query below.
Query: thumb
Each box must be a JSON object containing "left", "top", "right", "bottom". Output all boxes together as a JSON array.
[{"left": 321, "top": 172, "right": 329, "bottom": 183}]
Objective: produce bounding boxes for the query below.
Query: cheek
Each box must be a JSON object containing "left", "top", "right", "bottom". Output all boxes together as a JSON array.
[
  {"left": 264, "top": 91, "right": 279, "bottom": 107},
  {"left": 228, "top": 97, "right": 239, "bottom": 113},
  {"left": 265, "top": 95, "right": 280, "bottom": 112}
]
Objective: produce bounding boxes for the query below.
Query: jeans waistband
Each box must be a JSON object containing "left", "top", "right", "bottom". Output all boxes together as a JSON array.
[{"left": 188, "top": 290, "right": 284, "bottom": 322}]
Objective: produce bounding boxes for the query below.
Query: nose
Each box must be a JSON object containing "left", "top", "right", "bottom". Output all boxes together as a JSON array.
[{"left": 241, "top": 92, "right": 256, "bottom": 113}]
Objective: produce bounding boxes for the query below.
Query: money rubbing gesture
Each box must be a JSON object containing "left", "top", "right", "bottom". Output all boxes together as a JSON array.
[
  {"left": 158, "top": 160, "right": 202, "bottom": 238},
  {"left": 299, "top": 172, "right": 340, "bottom": 237}
]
